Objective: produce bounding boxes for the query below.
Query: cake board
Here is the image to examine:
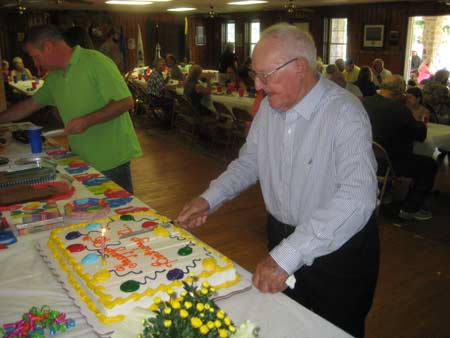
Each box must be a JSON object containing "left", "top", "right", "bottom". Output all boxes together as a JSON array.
[{"left": 36, "top": 237, "right": 252, "bottom": 337}]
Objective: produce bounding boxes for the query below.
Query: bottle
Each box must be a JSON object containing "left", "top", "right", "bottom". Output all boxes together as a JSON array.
[{"left": 21, "top": 73, "right": 27, "bottom": 81}]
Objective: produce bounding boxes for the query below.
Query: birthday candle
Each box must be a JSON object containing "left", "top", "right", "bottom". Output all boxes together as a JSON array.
[{"left": 101, "top": 227, "right": 106, "bottom": 260}]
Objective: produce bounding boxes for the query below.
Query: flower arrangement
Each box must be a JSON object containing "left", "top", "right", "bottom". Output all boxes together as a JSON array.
[{"left": 139, "top": 278, "right": 259, "bottom": 338}]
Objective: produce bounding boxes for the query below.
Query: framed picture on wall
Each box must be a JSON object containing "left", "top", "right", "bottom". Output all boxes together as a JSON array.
[{"left": 363, "top": 24, "right": 384, "bottom": 48}]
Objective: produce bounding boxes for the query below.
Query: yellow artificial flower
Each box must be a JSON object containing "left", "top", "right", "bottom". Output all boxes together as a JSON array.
[
  {"left": 180, "top": 309, "right": 189, "bottom": 318},
  {"left": 184, "top": 301, "right": 193, "bottom": 309},
  {"left": 208, "top": 307, "right": 215, "bottom": 313},
  {"left": 200, "top": 325, "right": 210, "bottom": 335},
  {"left": 163, "top": 320, "right": 172, "bottom": 328},
  {"left": 180, "top": 291, "right": 187, "bottom": 297},
  {"left": 217, "top": 310, "right": 225, "bottom": 319},
  {"left": 218, "top": 329, "right": 229, "bottom": 338},
  {"left": 207, "top": 321, "right": 215, "bottom": 329},
  {"left": 204, "top": 303, "right": 211, "bottom": 310},
  {"left": 202, "top": 281, "right": 210, "bottom": 288},
  {"left": 191, "top": 317, "right": 202, "bottom": 328},
  {"left": 196, "top": 303, "right": 205, "bottom": 312},
  {"left": 149, "top": 303, "right": 158, "bottom": 312},
  {"left": 224, "top": 316, "right": 231, "bottom": 325},
  {"left": 229, "top": 325, "right": 236, "bottom": 332},
  {"left": 170, "top": 299, "right": 181, "bottom": 309},
  {"left": 201, "top": 288, "right": 209, "bottom": 295},
  {"left": 164, "top": 307, "right": 172, "bottom": 315},
  {"left": 153, "top": 297, "right": 161, "bottom": 305},
  {"left": 210, "top": 287, "right": 216, "bottom": 293},
  {"left": 167, "top": 288, "right": 174, "bottom": 295},
  {"left": 215, "top": 319, "right": 222, "bottom": 328}
]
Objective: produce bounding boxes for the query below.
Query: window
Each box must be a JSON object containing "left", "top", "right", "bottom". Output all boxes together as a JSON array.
[
  {"left": 223, "top": 22, "right": 236, "bottom": 52},
  {"left": 325, "top": 18, "right": 348, "bottom": 64},
  {"left": 250, "top": 21, "right": 260, "bottom": 56}
]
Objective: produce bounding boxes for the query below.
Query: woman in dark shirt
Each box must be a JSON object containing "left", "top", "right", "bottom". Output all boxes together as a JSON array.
[
  {"left": 354, "top": 66, "right": 377, "bottom": 97},
  {"left": 184, "top": 65, "right": 212, "bottom": 114}
]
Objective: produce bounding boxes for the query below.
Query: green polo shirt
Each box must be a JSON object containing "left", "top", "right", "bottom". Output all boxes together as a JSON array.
[{"left": 34, "top": 46, "right": 142, "bottom": 171}]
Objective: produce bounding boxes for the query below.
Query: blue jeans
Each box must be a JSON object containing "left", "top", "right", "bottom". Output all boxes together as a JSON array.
[{"left": 101, "top": 162, "right": 134, "bottom": 194}]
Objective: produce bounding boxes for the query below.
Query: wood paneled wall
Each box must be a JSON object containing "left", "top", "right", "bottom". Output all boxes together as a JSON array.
[{"left": 186, "top": 1, "right": 450, "bottom": 74}]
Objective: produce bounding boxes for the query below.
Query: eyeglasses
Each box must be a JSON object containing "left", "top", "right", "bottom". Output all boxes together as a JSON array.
[{"left": 250, "top": 57, "right": 298, "bottom": 85}]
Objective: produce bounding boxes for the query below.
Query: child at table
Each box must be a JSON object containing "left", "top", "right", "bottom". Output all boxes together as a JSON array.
[{"left": 10, "top": 57, "right": 33, "bottom": 81}]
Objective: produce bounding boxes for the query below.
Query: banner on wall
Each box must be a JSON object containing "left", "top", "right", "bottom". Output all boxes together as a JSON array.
[{"left": 137, "top": 24, "right": 145, "bottom": 67}]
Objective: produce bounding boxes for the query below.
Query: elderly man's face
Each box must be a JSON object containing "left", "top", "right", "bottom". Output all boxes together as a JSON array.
[
  {"left": 252, "top": 37, "right": 302, "bottom": 112},
  {"left": 24, "top": 42, "right": 53, "bottom": 71}
]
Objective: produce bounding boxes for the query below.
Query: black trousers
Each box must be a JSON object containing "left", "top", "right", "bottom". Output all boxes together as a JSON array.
[
  {"left": 267, "top": 213, "right": 379, "bottom": 338},
  {"left": 392, "top": 153, "right": 437, "bottom": 212}
]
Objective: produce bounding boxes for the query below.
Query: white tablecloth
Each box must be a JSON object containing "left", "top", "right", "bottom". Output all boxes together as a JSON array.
[
  {"left": 0, "top": 230, "right": 351, "bottom": 338},
  {"left": 8, "top": 80, "right": 43, "bottom": 96},
  {"left": 414, "top": 122, "right": 450, "bottom": 157}
]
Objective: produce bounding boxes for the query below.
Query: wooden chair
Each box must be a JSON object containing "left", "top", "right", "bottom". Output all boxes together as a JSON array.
[{"left": 372, "top": 141, "right": 397, "bottom": 216}]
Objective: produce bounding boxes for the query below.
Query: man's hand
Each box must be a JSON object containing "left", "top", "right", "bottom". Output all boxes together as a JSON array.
[
  {"left": 176, "top": 197, "right": 210, "bottom": 229},
  {"left": 252, "top": 255, "right": 289, "bottom": 293},
  {"left": 65, "top": 116, "right": 90, "bottom": 134}
]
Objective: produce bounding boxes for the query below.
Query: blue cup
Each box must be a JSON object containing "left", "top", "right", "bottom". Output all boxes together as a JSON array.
[
  {"left": 13, "top": 75, "right": 18, "bottom": 83},
  {"left": 21, "top": 73, "right": 27, "bottom": 81},
  {"left": 28, "top": 126, "right": 43, "bottom": 153}
]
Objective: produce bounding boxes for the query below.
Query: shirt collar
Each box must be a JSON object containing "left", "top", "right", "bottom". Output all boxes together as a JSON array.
[
  {"left": 65, "top": 45, "right": 81, "bottom": 74},
  {"left": 288, "top": 74, "right": 326, "bottom": 121}
]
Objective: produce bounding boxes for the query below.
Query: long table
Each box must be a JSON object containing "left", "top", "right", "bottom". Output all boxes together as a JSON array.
[
  {"left": 0, "top": 123, "right": 351, "bottom": 338},
  {"left": 414, "top": 122, "right": 450, "bottom": 157}
]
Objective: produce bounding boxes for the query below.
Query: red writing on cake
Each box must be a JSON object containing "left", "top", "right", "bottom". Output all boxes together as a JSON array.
[
  {"left": 105, "top": 246, "right": 138, "bottom": 272},
  {"left": 131, "top": 237, "right": 177, "bottom": 268}
]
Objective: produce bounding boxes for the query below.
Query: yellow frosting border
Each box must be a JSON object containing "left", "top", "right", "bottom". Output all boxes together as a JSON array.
[{"left": 48, "top": 210, "right": 240, "bottom": 325}]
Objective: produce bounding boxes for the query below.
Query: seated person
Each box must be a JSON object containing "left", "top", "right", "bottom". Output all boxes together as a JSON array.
[
  {"left": 147, "top": 58, "right": 174, "bottom": 124},
  {"left": 362, "top": 75, "right": 437, "bottom": 221},
  {"left": 328, "top": 68, "right": 363, "bottom": 99},
  {"left": 224, "top": 65, "right": 246, "bottom": 92},
  {"left": 371, "top": 58, "right": 392, "bottom": 87},
  {"left": 422, "top": 69, "right": 450, "bottom": 125},
  {"left": 2, "top": 60, "right": 10, "bottom": 81},
  {"left": 343, "top": 58, "right": 360, "bottom": 83},
  {"left": 354, "top": 66, "right": 377, "bottom": 97},
  {"left": 166, "top": 53, "right": 184, "bottom": 81},
  {"left": 405, "top": 87, "right": 430, "bottom": 122},
  {"left": 10, "top": 56, "right": 33, "bottom": 80},
  {"left": 335, "top": 58, "right": 345, "bottom": 72},
  {"left": 238, "top": 57, "right": 254, "bottom": 89},
  {"left": 184, "top": 65, "right": 215, "bottom": 116}
]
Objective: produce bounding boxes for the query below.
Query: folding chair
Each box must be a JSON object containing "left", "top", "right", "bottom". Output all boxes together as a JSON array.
[{"left": 372, "top": 141, "right": 397, "bottom": 216}]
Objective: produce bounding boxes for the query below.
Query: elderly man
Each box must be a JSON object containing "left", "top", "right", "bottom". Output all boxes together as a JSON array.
[
  {"left": 363, "top": 75, "right": 437, "bottom": 221},
  {"left": 147, "top": 57, "right": 174, "bottom": 125},
  {"left": 177, "top": 23, "right": 379, "bottom": 338},
  {"left": 372, "top": 58, "right": 392, "bottom": 87},
  {"left": 0, "top": 24, "right": 142, "bottom": 193}
]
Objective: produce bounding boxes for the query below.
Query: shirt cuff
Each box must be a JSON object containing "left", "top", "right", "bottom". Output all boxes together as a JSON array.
[
  {"left": 270, "top": 238, "right": 304, "bottom": 276},
  {"left": 200, "top": 186, "right": 227, "bottom": 213}
]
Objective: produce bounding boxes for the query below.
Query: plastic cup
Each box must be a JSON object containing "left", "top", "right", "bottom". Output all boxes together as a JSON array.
[
  {"left": 216, "top": 85, "right": 222, "bottom": 93},
  {"left": 238, "top": 88, "right": 245, "bottom": 97},
  {"left": 13, "top": 75, "right": 18, "bottom": 83},
  {"left": 21, "top": 73, "right": 27, "bottom": 81},
  {"left": 138, "top": 73, "right": 143, "bottom": 80},
  {"left": 28, "top": 126, "right": 43, "bottom": 153},
  {"left": 32, "top": 81, "right": 37, "bottom": 89}
]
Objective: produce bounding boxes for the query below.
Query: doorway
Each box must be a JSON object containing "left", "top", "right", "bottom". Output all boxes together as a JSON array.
[{"left": 404, "top": 15, "right": 450, "bottom": 81}]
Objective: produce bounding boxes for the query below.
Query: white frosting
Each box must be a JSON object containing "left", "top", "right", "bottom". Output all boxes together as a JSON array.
[{"left": 49, "top": 213, "right": 239, "bottom": 322}]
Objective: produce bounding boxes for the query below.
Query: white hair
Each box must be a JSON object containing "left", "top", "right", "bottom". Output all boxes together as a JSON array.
[{"left": 259, "top": 23, "right": 317, "bottom": 70}]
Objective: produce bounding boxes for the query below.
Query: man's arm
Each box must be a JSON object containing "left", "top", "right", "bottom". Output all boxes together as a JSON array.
[
  {"left": 65, "top": 96, "right": 133, "bottom": 134},
  {"left": 0, "top": 97, "right": 44, "bottom": 123}
]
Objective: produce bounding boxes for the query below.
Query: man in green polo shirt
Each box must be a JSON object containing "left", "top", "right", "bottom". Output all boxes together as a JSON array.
[{"left": 0, "top": 24, "right": 142, "bottom": 193}]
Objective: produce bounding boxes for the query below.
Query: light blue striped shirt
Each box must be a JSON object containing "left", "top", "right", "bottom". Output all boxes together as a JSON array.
[{"left": 201, "top": 76, "right": 377, "bottom": 275}]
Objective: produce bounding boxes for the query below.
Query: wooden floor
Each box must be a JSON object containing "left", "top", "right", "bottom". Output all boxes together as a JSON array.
[{"left": 131, "top": 124, "right": 450, "bottom": 338}]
